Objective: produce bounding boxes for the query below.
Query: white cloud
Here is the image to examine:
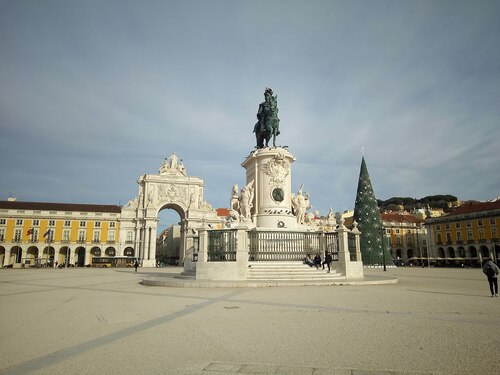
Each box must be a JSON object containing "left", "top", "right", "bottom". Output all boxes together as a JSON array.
[{"left": 1, "top": 0, "right": 499, "bottom": 218}]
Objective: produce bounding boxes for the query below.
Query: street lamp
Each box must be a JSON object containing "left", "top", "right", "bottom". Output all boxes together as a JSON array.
[{"left": 381, "top": 227, "right": 387, "bottom": 271}]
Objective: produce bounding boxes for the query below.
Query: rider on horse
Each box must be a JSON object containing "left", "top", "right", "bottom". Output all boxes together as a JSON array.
[{"left": 254, "top": 88, "right": 280, "bottom": 148}]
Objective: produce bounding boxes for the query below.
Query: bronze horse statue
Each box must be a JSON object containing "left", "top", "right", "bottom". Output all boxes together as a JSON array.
[{"left": 253, "top": 88, "right": 280, "bottom": 148}]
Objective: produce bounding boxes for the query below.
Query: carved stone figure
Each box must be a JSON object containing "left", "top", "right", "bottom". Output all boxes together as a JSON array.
[
  {"left": 253, "top": 88, "right": 280, "bottom": 148},
  {"left": 239, "top": 180, "right": 255, "bottom": 221},
  {"left": 159, "top": 152, "right": 187, "bottom": 176},
  {"left": 124, "top": 196, "right": 139, "bottom": 209},
  {"left": 263, "top": 153, "right": 290, "bottom": 188},
  {"left": 230, "top": 184, "right": 239, "bottom": 211},
  {"left": 291, "top": 185, "right": 311, "bottom": 225}
]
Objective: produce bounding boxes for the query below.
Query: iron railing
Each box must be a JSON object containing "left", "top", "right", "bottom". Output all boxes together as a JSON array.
[
  {"left": 249, "top": 231, "right": 338, "bottom": 261},
  {"left": 325, "top": 232, "right": 339, "bottom": 261},
  {"left": 208, "top": 230, "right": 237, "bottom": 262}
]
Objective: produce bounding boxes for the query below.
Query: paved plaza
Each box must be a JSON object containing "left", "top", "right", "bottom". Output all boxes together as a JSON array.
[{"left": 0, "top": 267, "right": 499, "bottom": 375}]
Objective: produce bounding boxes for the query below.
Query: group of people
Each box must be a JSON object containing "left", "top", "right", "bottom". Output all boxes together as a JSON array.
[{"left": 304, "top": 252, "right": 333, "bottom": 273}]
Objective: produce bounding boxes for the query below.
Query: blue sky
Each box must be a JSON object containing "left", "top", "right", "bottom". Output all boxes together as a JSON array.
[{"left": 1, "top": 0, "right": 499, "bottom": 219}]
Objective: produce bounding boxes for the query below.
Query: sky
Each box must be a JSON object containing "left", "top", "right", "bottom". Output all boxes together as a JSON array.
[{"left": 1, "top": 0, "right": 499, "bottom": 223}]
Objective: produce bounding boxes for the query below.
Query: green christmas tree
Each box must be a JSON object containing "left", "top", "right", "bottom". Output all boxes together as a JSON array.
[{"left": 353, "top": 156, "right": 391, "bottom": 265}]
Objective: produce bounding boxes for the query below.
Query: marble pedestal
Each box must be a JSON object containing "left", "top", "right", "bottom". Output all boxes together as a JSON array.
[{"left": 241, "top": 147, "right": 299, "bottom": 230}]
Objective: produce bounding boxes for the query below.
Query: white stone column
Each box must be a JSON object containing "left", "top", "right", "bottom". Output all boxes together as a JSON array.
[
  {"left": 4, "top": 248, "right": 11, "bottom": 266},
  {"left": 235, "top": 223, "right": 249, "bottom": 273},
  {"left": 197, "top": 223, "right": 209, "bottom": 264},
  {"left": 337, "top": 219, "right": 350, "bottom": 276},
  {"left": 85, "top": 247, "right": 91, "bottom": 266},
  {"left": 351, "top": 222, "right": 362, "bottom": 262}
]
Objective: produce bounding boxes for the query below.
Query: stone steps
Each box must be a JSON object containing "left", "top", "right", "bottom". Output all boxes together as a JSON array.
[
  {"left": 247, "top": 261, "right": 345, "bottom": 280},
  {"left": 177, "top": 269, "right": 196, "bottom": 279}
]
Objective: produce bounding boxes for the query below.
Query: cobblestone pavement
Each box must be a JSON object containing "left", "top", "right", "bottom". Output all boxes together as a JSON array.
[{"left": 0, "top": 267, "right": 498, "bottom": 375}]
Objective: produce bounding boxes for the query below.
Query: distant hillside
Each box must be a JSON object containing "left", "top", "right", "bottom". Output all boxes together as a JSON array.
[{"left": 377, "top": 195, "right": 460, "bottom": 213}]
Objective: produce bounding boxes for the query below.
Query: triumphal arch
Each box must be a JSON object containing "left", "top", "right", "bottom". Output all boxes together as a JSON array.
[{"left": 120, "top": 153, "right": 219, "bottom": 267}]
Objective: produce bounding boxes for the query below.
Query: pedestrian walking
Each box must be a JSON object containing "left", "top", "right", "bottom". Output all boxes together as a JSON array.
[
  {"left": 133, "top": 258, "right": 139, "bottom": 272},
  {"left": 482, "top": 259, "right": 499, "bottom": 297},
  {"left": 322, "top": 251, "right": 333, "bottom": 273}
]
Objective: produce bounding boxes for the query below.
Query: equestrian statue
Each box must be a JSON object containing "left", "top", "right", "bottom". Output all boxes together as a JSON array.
[{"left": 253, "top": 88, "right": 280, "bottom": 148}]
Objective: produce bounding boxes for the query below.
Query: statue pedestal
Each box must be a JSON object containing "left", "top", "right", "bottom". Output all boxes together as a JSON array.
[{"left": 241, "top": 147, "right": 298, "bottom": 230}]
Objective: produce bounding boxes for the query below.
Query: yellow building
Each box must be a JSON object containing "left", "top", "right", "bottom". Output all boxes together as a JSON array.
[
  {"left": 0, "top": 200, "right": 124, "bottom": 268},
  {"left": 426, "top": 200, "right": 500, "bottom": 266},
  {"left": 381, "top": 212, "right": 427, "bottom": 266}
]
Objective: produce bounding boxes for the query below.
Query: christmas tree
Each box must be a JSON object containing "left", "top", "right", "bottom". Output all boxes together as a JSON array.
[{"left": 353, "top": 156, "right": 391, "bottom": 265}]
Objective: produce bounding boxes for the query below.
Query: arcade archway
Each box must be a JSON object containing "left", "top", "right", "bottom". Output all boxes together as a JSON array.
[{"left": 119, "top": 153, "right": 219, "bottom": 267}]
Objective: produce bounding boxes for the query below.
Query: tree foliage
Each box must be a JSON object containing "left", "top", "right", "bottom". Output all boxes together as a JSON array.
[{"left": 378, "top": 195, "right": 459, "bottom": 212}]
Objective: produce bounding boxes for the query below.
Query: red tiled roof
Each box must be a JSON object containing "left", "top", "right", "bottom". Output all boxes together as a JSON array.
[
  {"left": 0, "top": 200, "right": 121, "bottom": 213},
  {"left": 446, "top": 201, "right": 500, "bottom": 217},
  {"left": 216, "top": 208, "right": 230, "bottom": 217}
]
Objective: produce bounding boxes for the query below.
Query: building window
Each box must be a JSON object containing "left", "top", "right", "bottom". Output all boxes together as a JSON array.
[
  {"left": 109, "top": 222, "right": 116, "bottom": 228},
  {"left": 396, "top": 237, "right": 401, "bottom": 245},
  {"left": 478, "top": 220, "right": 483, "bottom": 227},
  {"left": 386, "top": 229, "right": 390, "bottom": 234},
  {"left": 446, "top": 233, "right": 452, "bottom": 242},
  {"left": 93, "top": 231, "right": 100, "bottom": 243},
  {"left": 490, "top": 218, "right": 496, "bottom": 226},
  {"left": 31, "top": 229, "right": 39, "bottom": 242},
  {"left": 108, "top": 231, "right": 115, "bottom": 242},
  {"left": 478, "top": 229, "right": 484, "bottom": 240},
  {"left": 467, "top": 231, "right": 473, "bottom": 240},
  {"left": 455, "top": 222, "right": 461, "bottom": 229},
  {"left": 0, "top": 229, "right": 4, "bottom": 241},
  {"left": 466, "top": 221, "right": 472, "bottom": 228},
  {"left": 491, "top": 228, "right": 497, "bottom": 238},
  {"left": 437, "top": 233, "right": 442, "bottom": 243},
  {"left": 95, "top": 221, "right": 101, "bottom": 228},
  {"left": 33, "top": 220, "right": 39, "bottom": 226},
  {"left": 79, "top": 221, "right": 86, "bottom": 227},
  {"left": 14, "top": 229, "right": 22, "bottom": 241},
  {"left": 64, "top": 220, "right": 71, "bottom": 227},
  {"left": 445, "top": 224, "right": 450, "bottom": 230},
  {"left": 126, "top": 231, "right": 133, "bottom": 243},
  {"left": 457, "top": 232, "right": 462, "bottom": 241},
  {"left": 78, "top": 230, "right": 85, "bottom": 242},
  {"left": 49, "top": 220, "right": 55, "bottom": 226},
  {"left": 0, "top": 219, "right": 5, "bottom": 225},
  {"left": 16, "top": 219, "right": 23, "bottom": 226},
  {"left": 395, "top": 229, "right": 400, "bottom": 234},
  {"left": 436, "top": 224, "right": 441, "bottom": 231},
  {"left": 63, "top": 230, "right": 70, "bottom": 242}
]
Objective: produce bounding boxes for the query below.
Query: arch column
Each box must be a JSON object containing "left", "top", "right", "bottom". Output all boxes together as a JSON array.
[{"left": 4, "top": 248, "right": 11, "bottom": 266}]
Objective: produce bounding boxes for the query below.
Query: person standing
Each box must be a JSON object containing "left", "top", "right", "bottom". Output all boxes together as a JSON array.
[
  {"left": 322, "top": 251, "right": 333, "bottom": 273},
  {"left": 133, "top": 259, "right": 139, "bottom": 272},
  {"left": 482, "top": 259, "right": 499, "bottom": 297}
]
